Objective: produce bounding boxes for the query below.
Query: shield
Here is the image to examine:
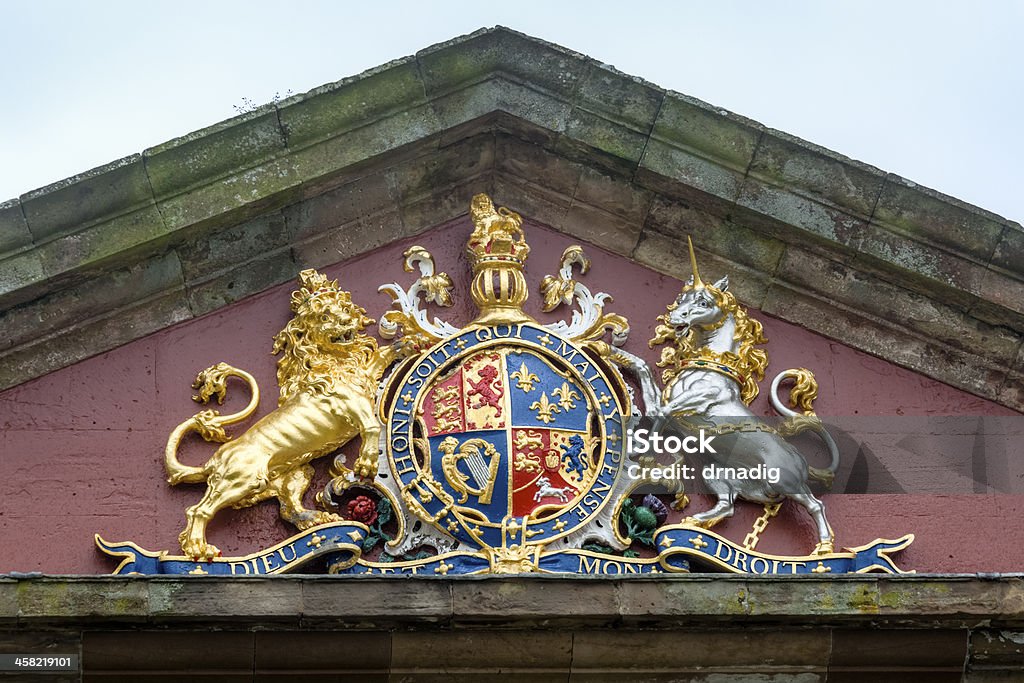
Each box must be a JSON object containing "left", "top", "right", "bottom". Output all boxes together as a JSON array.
[
  {"left": 385, "top": 323, "right": 626, "bottom": 551},
  {"left": 420, "top": 347, "right": 598, "bottom": 520}
]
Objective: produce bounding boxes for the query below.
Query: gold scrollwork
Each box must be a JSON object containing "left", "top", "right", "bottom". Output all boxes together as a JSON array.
[{"left": 540, "top": 245, "right": 630, "bottom": 344}]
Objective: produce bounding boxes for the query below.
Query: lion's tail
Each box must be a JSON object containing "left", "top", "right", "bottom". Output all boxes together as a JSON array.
[{"left": 164, "top": 362, "right": 261, "bottom": 486}]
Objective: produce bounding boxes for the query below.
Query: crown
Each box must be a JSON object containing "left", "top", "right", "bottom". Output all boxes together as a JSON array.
[
  {"left": 289, "top": 269, "right": 342, "bottom": 313},
  {"left": 464, "top": 194, "right": 533, "bottom": 324},
  {"left": 466, "top": 193, "right": 529, "bottom": 270}
]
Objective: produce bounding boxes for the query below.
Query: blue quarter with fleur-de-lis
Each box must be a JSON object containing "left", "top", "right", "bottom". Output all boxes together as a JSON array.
[{"left": 506, "top": 350, "right": 590, "bottom": 432}]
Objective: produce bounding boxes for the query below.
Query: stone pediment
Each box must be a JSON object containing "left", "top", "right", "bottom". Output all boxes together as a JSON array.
[{"left": 0, "top": 27, "right": 1020, "bottom": 411}]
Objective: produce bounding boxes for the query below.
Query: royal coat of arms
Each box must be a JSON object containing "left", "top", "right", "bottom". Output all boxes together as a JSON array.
[{"left": 97, "top": 194, "right": 913, "bottom": 575}]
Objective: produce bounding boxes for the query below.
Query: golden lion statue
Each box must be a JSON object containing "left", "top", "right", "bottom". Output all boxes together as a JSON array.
[{"left": 163, "top": 269, "right": 398, "bottom": 560}]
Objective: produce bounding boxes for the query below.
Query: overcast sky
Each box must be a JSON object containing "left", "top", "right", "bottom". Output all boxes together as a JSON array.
[{"left": 2, "top": 1, "right": 1021, "bottom": 222}]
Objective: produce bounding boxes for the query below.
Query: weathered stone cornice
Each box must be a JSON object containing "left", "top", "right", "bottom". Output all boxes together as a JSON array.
[
  {"left": 1, "top": 27, "right": 1021, "bottom": 410},
  {"left": 5, "top": 574, "right": 1023, "bottom": 627},
  {"left": 1, "top": 575, "right": 1022, "bottom": 678}
]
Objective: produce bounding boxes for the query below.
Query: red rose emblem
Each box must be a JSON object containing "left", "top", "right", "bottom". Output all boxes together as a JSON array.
[{"left": 346, "top": 495, "right": 378, "bottom": 526}]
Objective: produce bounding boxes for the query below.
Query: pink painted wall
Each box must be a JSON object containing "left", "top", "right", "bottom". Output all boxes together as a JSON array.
[{"left": 0, "top": 216, "right": 1019, "bottom": 574}]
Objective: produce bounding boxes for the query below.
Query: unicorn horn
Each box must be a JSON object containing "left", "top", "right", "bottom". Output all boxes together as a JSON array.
[{"left": 687, "top": 236, "right": 703, "bottom": 288}]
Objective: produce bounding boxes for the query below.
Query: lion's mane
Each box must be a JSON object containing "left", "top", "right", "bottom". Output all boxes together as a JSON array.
[{"left": 271, "top": 292, "right": 380, "bottom": 404}]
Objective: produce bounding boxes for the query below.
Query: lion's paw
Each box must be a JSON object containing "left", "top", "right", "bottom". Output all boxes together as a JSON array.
[
  {"left": 295, "top": 511, "right": 342, "bottom": 530},
  {"left": 353, "top": 458, "right": 379, "bottom": 479},
  {"left": 317, "top": 511, "right": 343, "bottom": 525},
  {"left": 181, "top": 539, "right": 221, "bottom": 562}
]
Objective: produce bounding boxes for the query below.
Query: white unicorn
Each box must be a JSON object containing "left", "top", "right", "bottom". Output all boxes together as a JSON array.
[{"left": 612, "top": 238, "right": 840, "bottom": 555}]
